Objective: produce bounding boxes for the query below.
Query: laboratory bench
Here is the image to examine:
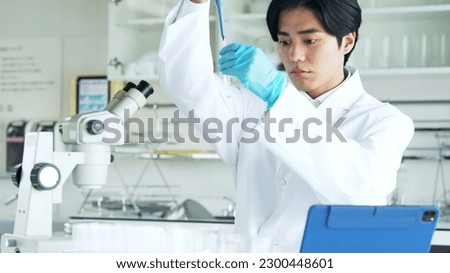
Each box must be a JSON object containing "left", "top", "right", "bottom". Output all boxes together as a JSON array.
[
  {"left": 1, "top": 216, "right": 236, "bottom": 253},
  {"left": 2, "top": 218, "right": 450, "bottom": 253},
  {"left": 68, "top": 215, "right": 234, "bottom": 225},
  {"left": 69, "top": 216, "right": 236, "bottom": 253}
]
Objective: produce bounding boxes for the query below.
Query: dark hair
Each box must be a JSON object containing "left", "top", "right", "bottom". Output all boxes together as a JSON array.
[{"left": 266, "top": 0, "right": 362, "bottom": 65}]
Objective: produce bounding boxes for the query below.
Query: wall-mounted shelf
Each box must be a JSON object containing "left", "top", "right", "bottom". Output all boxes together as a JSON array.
[
  {"left": 139, "top": 150, "right": 220, "bottom": 160},
  {"left": 360, "top": 67, "right": 450, "bottom": 76},
  {"left": 350, "top": 1, "right": 450, "bottom": 75},
  {"left": 225, "top": 13, "right": 265, "bottom": 21},
  {"left": 0, "top": 173, "right": 11, "bottom": 180},
  {"left": 224, "top": 4, "right": 450, "bottom": 20},
  {"left": 115, "top": 16, "right": 216, "bottom": 28},
  {"left": 115, "top": 18, "right": 166, "bottom": 28},
  {"left": 363, "top": 4, "right": 450, "bottom": 16}
]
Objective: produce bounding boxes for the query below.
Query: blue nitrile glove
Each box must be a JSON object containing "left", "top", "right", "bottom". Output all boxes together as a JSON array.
[{"left": 219, "top": 43, "right": 287, "bottom": 109}]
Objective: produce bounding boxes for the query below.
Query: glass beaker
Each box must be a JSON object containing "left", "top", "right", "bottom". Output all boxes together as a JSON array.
[
  {"left": 427, "top": 32, "right": 444, "bottom": 67},
  {"left": 440, "top": 33, "right": 450, "bottom": 67},
  {"left": 389, "top": 34, "right": 409, "bottom": 68},
  {"left": 408, "top": 33, "right": 428, "bottom": 67}
]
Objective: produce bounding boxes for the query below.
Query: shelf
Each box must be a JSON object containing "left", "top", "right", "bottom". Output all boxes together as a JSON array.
[
  {"left": 359, "top": 67, "right": 450, "bottom": 76},
  {"left": 385, "top": 101, "right": 450, "bottom": 104},
  {"left": 139, "top": 150, "right": 221, "bottom": 160},
  {"left": 225, "top": 13, "right": 265, "bottom": 22},
  {"left": 115, "top": 18, "right": 165, "bottom": 27},
  {"left": 363, "top": 4, "right": 450, "bottom": 15},
  {"left": 116, "top": 16, "right": 216, "bottom": 28},
  {"left": 119, "top": 66, "right": 450, "bottom": 79},
  {"left": 0, "top": 173, "right": 11, "bottom": 179},
  {"left": 115, "top": 3, "right": 450, "bottom": 27}
]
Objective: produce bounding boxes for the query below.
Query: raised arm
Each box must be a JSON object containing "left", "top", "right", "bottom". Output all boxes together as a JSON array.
[{"left": 158, "top": 0, "right": 266, "bottom": 167}]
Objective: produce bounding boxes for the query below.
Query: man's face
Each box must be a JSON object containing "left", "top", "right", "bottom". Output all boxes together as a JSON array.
[{"left": 277, "top": 7, "right": 355, "bottom": 99}]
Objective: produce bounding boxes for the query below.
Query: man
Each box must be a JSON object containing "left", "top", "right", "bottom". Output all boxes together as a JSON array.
[{"left": 158, "top": 0, "right": 414, "bottom": 252}]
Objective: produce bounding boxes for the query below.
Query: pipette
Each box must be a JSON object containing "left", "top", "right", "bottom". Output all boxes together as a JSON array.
[
  {"left": 215, "top": 0, "right": 231, "bottom": 87},
  {"left": 215, "top": 0, "right": 226, "bottom": 41}
]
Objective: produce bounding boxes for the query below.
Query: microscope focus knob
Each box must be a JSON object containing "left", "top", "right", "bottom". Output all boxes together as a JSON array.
[
  {"left": 30, "top": 163, "right": 61, "bottom": 191},
  {"left": 11, "top": 164, "right": 22, "bottom": 188},
  {"left": 86, "top": 119, "right": 104, "bottom": 135}
]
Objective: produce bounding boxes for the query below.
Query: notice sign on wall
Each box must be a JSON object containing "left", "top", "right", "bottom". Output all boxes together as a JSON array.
[{"left": 0, "top": 38, "right": 61, "bottom": 119}]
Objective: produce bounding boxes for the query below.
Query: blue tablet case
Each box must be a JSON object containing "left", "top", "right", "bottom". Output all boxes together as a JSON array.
[{"left": 300, "top": 205, "right": 440, "bottom": 253}]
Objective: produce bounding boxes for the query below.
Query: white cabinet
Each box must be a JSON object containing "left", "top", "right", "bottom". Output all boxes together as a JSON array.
[
  {"left": 107, "top": 0, "right": 219, "bottom": 83},
  {"left": 107, "top": 0, "right": 175, "bottom": 82},
  {"left": 349, "top": 1, "right": 450, "bottom": 102},
  {"left": 351, "top": 2, "right": 450, "bottom": 74},
  {"left": 107, "top": 0, "right": 273, "bottom": 82}
]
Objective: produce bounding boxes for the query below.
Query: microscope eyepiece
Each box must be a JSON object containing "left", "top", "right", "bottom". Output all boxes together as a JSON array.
[
  {"left": 105, "top": 80, "right": 153, "bottom": 122},
  {"left": 123, "top": 82, "right": 137, "bottom": 92},
  {"left": 136, "top": 80, "right": 154, "bottom": 98}
]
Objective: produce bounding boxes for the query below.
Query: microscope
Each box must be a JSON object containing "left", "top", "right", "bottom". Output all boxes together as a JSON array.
[{"left": 1, "top": 80, "right": 153, "bottom": 253}]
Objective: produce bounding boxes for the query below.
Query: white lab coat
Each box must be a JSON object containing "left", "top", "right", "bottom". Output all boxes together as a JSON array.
[{"left": 158, "top": 0, "right": 415, "bottom": 252}]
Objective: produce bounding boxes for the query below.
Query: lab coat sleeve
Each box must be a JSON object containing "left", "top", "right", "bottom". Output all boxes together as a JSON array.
[
  {"left": 259, "top": 84, "right": 415, "bottom": 205},
  {"left": 158, "top": 0, "right": 265, "bottom": 167}
]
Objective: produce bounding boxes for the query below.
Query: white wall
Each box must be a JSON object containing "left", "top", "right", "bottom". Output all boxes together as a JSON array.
[{"left": 0, "top": 0, "right": 108, "bottom": 117}]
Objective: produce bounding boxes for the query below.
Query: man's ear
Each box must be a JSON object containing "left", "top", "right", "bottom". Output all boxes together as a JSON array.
[{"left": 342, "top": 32, "right": 356, "bottom": 54}]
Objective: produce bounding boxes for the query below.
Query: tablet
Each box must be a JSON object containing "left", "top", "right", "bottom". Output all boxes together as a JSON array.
[
  {"left": 300, "top": 205, "right": 440, "bottom": 253},
  {"left": 76, "top": 76, "right": 110, "bottom": 114}
]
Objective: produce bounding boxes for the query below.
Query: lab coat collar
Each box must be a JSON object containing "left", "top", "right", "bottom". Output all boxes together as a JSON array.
[
  {"left": 314, "top": 67, "right": 351, "bottom": 106},
  {"left": 317, "top": 66, "right": 364, "bottom": 112}
]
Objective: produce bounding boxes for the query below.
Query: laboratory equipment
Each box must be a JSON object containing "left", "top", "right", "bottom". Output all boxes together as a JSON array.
[
  {"left": 214, "top": 0, "right": 231, "bottom": 87},
  {"left": 433, "top": 133, "right": 450, "bottom": 215},
  {"left": 32, "top": 120, "right": 57, "bottom": 132},
  {"left": 6, "top": 121, "right": 31, "bottom": 172},
  {"left": 1, "top": 80, "right": 153, "bottom": 253},
  {"left": 215, "top": 0, "right": 225, "bottom": 42},
  {"left": 162, "top": 199, "right": 214, "bottom": 220}
]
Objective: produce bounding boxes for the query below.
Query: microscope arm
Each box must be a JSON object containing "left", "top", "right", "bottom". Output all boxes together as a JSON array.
[{"left": 12, "top": 132, "right": 86, "bottom": 236}]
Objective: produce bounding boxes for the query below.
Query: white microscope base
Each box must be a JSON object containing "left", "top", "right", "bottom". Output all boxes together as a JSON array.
[{"left": 1, "top": 233, "right": 73, "bottom": 253}]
